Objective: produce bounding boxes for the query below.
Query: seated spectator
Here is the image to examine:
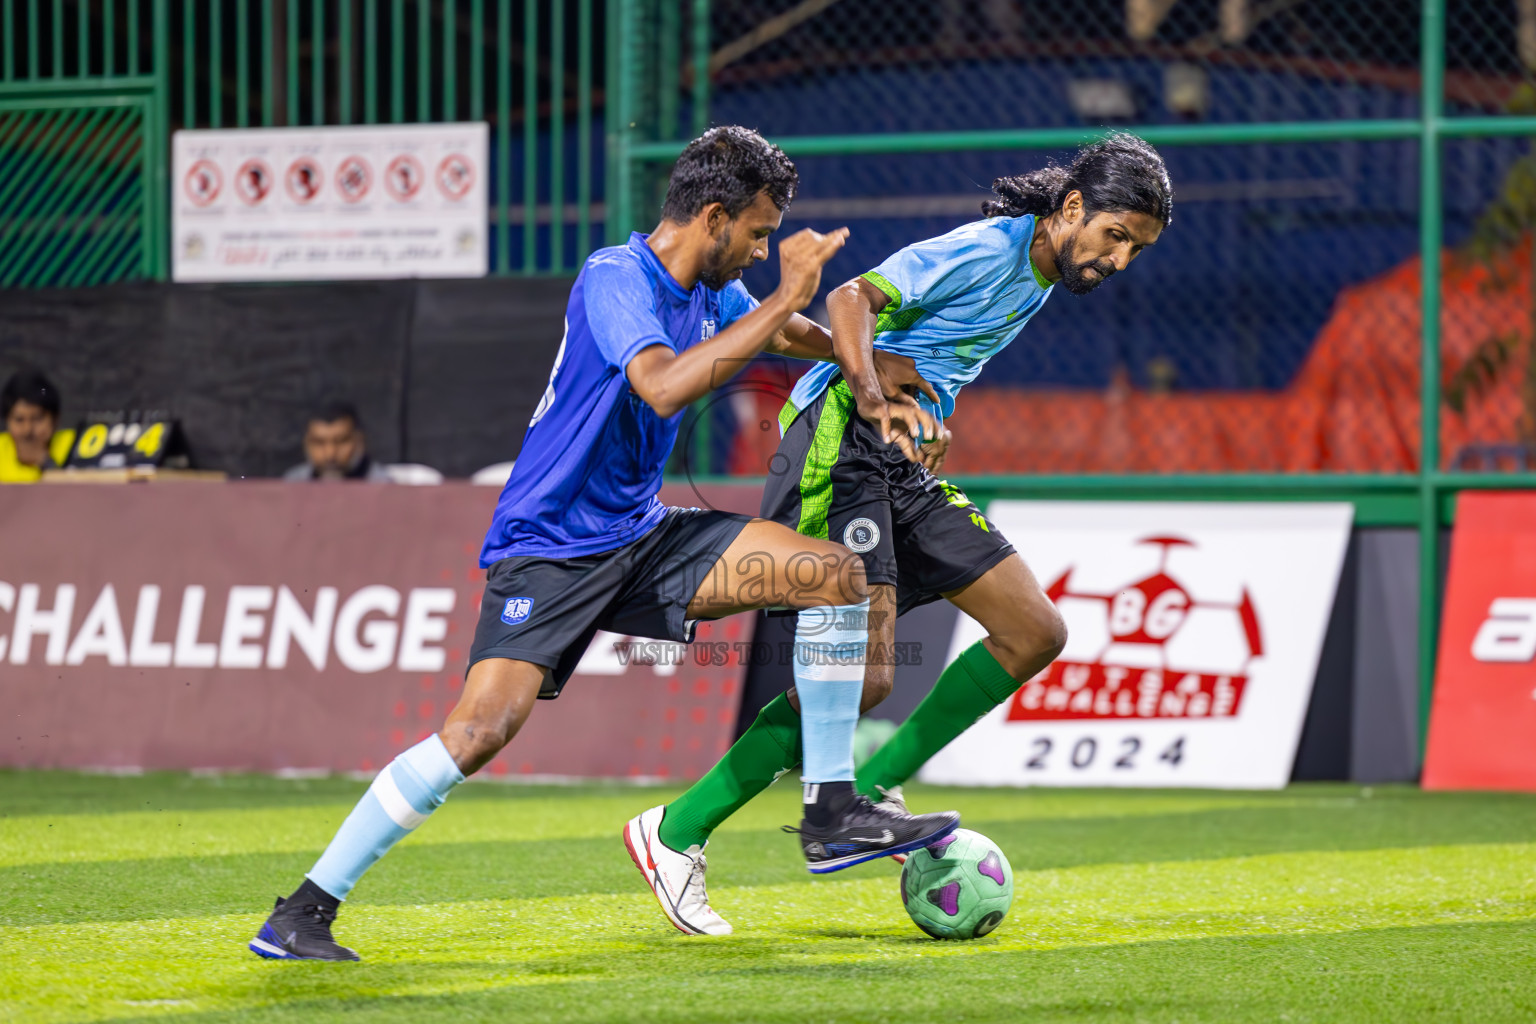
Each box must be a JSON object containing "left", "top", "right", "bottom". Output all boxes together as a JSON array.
[
  {"left": 0, "top": 370, "right": 75, "bottom": 484},
  {"left": 283, "top": 400, "right": 390, "bottom": 482}
]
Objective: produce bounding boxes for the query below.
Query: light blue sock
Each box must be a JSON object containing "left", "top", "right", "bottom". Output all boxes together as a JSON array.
[
  {"left": 795, "top": 600, "right": 869, "bottom": 784},
  {"left": 307, "top": 734, "right": 465, "bottom": 900}
]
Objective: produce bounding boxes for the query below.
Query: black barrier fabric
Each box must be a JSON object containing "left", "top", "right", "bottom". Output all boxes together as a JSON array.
[{"left": 0, "top": 278, "right": 570, "bottom": 478}]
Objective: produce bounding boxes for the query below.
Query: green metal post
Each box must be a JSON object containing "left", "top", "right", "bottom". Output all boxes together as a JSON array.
[
  {"left": 659, "top": 0, "right": 679, "bottom": 140},
  {"left": 443, "top": 1, "right": 455, "bottom": 120},
  {"left": 604, "top": 0, "right": 618, "bottom": 243},
  {"left": 28, "top": 0, "right": 39, "bottom": 79},
  {"left": 210, "top": 0, "right": 221, "bottom": 127},
  {"left": 418, "top": 0, "right": 429, "bottom": 121},
  {"left": 365, "top": 0, "right": 377, "bottom": 123},
  {"left": 1417, "top": 0, "right": 1445, "bottom": 761},
  {"left": 150, "top": 0, "right": 169, "bottom": 277},
  {"left": 470, "top": 0, "right": 483, "bottom": 121},
  {"left": 523, "top": 0, "right": 537, "bottom": 273},
  {"left": 551, "top": 0, "right": 564, "bottom": 270},
  {"left": 338, "top": 0, "right": 351, "bottom": 124},
  {"left": 130, "top": 0, "right": 140, "bottom": 75},
  {"left": 78, "top": 0, "right": 89, "bottom": 75},
  {"left": 287, "top": 0, "right": 298, "bottom": 125},
  {"left": 442, "top": 1, "right": 451, "bottom": 122},
  {"left": 613, "top": 0, "right": 636, "bottom": 241},
  {"left": 312, "top": 0, "right": 324, "bottom": 124},
  {"left": 262, "top": 0, "right": 272, "bottom": 125},
  {"left": 577, "top": 0, "right": 591, "bottom": 261},
  {"left": 497, "top": 0, "right": 510, "bottom": 272},
  {"left": 3, "top": 2, "right": 13, "bottom": 80},
  {"left": 183, "top": 0, "right": 194, "bottom": 126},
  {"left": 391, "top": 0, "right": 403, "bottom": 121},
  {"left": 237, "top": 0, "right": 249, "bottom": 126},
  {"left": 692, "top": 0, "right": 708, "bottom": 136}
]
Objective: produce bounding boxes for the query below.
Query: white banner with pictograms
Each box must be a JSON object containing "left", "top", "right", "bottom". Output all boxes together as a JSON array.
[
  {"left": 919, "top": 501, "right": 1353, "bottom": 789},
  {"left": 172, "top": 123, "right": 487, "bottom": 281}
]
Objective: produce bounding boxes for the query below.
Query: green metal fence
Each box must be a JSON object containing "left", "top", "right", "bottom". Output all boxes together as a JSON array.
[
  {"left": 0, "top": 0, "right": 612, "bottom": 278},
  {"left": 609, "top": 0, "right": 1536, "bottom": 755},
  {"left": 0, "top": 2, "right": 169, "bottom": 286}
]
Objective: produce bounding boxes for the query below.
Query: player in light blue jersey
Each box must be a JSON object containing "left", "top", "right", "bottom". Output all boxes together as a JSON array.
[
  {"left": 649, "top": 135, "right": 1172, "bottom": 921},
  {"left": 248, "top": 127, "right": 960, "bottom": 959}
]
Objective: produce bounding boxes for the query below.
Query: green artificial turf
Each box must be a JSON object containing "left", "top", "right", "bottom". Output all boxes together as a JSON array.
[{"left": 2, "top": 772, "right": 1535, "bottom": 1023}]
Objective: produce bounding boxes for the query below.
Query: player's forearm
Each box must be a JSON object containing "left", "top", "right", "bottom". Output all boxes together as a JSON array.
[
  {"left": 772, "top": 313, "right": 838, "bottom": 362},
  {"left": 827, "top": 279, "right": 884, "bottom": 407},
  {"left": 630, "top": 293, "right": 796, "bottom": 417}
]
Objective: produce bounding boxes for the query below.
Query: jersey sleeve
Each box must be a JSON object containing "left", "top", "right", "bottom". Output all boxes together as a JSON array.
[
  {"left": 718, "top": 279, "right": 760, "bottom": 329},
  {"left": 861, "top": 221, "right": 1014, "bottom": 316},
  {"left": 581, "top": 255, "right": 676, "bottom": 371}
]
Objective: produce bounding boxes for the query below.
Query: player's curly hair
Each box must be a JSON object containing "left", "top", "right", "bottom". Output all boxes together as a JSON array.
[
  {"left": 660, "top": 125, "right": 799, "bottom": 223},
  {"left": 983, "top": 132, "right": 1173, "bottom": 227}
]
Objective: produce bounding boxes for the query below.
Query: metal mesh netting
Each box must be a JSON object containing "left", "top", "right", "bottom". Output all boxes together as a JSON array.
[
  {"left": 708, "top": 0, "right": 1423, "bottom": 134},
  {"left": 708, "top": 141, "right": 1429, "bottom": 476},
  {"left": 675, "top": 1, "right": 1536, "bottom": 476}
]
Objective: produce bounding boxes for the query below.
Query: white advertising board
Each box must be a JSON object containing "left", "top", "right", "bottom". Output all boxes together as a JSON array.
[
  {"left": 172, "top": 123, "right": 487, "bottom": 281},
  {"left": 920, "top": 501, "right": 1353, "bottom": 789}
]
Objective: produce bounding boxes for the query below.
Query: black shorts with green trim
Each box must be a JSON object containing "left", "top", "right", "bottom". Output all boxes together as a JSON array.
[{"left": 761, "top": 378, "right": 1015, "bottom": 617}]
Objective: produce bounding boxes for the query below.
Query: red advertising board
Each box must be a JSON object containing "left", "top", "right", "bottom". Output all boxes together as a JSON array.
[
  {"left": 0, "top": 481, "right": 761, "bottom": 779},
  {"left": 1424, "top": 492, "right": 1536, "bottom": 790}
]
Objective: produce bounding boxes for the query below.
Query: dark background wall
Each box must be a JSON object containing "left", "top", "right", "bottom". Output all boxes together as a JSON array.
[{"left": 0, "top": 278, "right": 571, "bottom": 478}]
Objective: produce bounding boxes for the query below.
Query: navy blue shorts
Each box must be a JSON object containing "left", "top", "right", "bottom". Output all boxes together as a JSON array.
[{"left": 468, "top": 507, "right": 751, "bottom": 699}]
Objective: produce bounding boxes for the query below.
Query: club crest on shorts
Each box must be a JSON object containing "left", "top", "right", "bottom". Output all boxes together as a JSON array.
[
  {"left": 843, "top": 517, "right": 881, "bottom": 554},
  {"left": 501, "top": 597, "right": 534, "bottom": 625}
]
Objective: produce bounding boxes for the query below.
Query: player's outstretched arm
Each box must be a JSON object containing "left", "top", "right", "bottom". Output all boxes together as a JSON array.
[
  {"left": 625, "top": 227, "right": 848, "bottom": 418},
  {"left": 827, "top": 277, "right": 944, "bottom": 464}
]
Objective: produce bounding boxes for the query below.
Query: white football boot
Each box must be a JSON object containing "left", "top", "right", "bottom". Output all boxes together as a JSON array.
[{"left": 623, "top": 805, "right": 733, "bottom": 936}]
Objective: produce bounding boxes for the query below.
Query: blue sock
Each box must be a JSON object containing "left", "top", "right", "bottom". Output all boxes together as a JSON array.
[
  {"left": 795, "top": 600, "right": 869, "bottom": 785},
  {"left": 307, "top": 734, "right": 465, "bottom": 900}
]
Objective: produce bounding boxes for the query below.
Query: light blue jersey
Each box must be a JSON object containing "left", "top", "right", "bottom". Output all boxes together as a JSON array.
[{"left": 785, "top": 214, "right": 1054, "bottom": 425}]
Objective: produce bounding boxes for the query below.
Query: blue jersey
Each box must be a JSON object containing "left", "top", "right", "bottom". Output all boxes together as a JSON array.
[
  {"left": 785, "top": 214, "right": 1054, "bottom": 424},
  {"left": 481, "top": 232, "right": 757, "bottom": 564}
]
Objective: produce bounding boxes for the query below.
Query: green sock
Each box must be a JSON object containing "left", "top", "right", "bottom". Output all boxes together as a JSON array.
[
  {"left": 856, "top": 641, "right": 1018, "bottom": 798},
  {"left": 658, "top": 691, "right": 802, "bottom": 851}
]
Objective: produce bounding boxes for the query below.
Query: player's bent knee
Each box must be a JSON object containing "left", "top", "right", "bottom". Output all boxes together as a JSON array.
[
  {"left": 1019, "top": 599, "right": 1068, "bottom": 662},
  {"left": 990, "top": 598, "right": 1067, "bottom": 676},
  {"left": 440, "top": 714, "right": 516, "bottom": 776}
]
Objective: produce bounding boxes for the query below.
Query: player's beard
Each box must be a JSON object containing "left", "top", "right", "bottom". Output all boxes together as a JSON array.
[
  {"left": 698, "top": 226, "right": 737, "bottom": 291},
  {"left": 1055, "top": 233, "right": 1116, "bottom": 296}
]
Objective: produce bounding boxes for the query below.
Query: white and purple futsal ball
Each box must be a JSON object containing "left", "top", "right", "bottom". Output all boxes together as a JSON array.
[{"left": 899, "top": 828, "right": 1014, "bottom": 939}]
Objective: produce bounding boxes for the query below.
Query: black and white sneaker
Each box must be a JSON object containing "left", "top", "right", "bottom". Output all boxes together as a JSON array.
[
  {"left": 249, "top": 896, "right": 360, "bottom": 961},
  {"left": 786, "top": 792, "right": 960, "bottom": 874}
]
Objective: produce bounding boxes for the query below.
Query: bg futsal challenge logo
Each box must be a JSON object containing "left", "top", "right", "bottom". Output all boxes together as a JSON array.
[{"left": 1007, "top": 536, "right": 1264, "bottom": 722}]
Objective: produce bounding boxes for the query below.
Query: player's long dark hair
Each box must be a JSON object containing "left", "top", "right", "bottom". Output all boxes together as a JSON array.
[{"left": 983, "top": 133, "right": 1173, "bottom": 227}]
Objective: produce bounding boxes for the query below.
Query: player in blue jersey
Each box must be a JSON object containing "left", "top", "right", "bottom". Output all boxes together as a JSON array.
[
  {"left": 248, "top": 126, "right": 960, "bottom": 959},
  {"left": 644, "top": 134, "right": 1172, "bottom": 927}
]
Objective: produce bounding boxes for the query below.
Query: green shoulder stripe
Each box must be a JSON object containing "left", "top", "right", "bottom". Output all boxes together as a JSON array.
[
  {"left": 778, "top": 398, "right": 800, "bottom": 435},
  {"left": 861, "top": 270, "right": 902, "bottom": 309},
  {"left": 861, "top": 270, "right": 924, "bottom": 334}
]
